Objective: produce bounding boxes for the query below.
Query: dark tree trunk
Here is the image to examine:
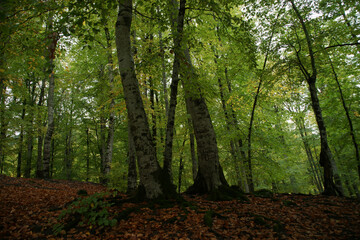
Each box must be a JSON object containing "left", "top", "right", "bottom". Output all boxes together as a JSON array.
[
  {"left": 99, "top": 113, "right": 106, "bottom": 182},
  {"left": 328, "top": 56, "right": 360, "bottom": 181},
  {"left": 308, "top": 80, "right": 342, "bottom": 196},
  {"left": 25, "top": 127, "right": 34, "bottom": 178},
  {"left": 178, "top": 133, "right": 187, "bottom": 193},
  {"left": 159, "top": 29, "right": 169, "bottom": 116},
  {"left": 50, "top": 138, "right": 55, "bottom": 178},
  {"left": 0, "top": 51, "right": 6, "bottom": 174},
  {"left": 86, "top": 127, "right": 90, "bottom": 182},
  {"left": 289, "top": 0, "right": 343, "bottom": 196},
  {"left": 163, "top": 0, "right": 186, "bottom": 179},
  {"left": 64, "top": 101, "right": 73, "bottom": 181},
  {"left": 225, "top": 68, "right": 249, "bottom": 192},
  {"left": 296, "top": 115, "right": 323, "bottom": 193},
  {"left": 36, "top": 77, "right": 46, "bottom": 179},
  {"left": 115, "top": 0, "right": 175, "bottom": 199},
  {"left": 43, "top": 15, "right": 58, "bottom": 179},
  {"left": 102, "top": 23, "right": 116, "bottom": 184},
  {"left": 17, "top": 100, "right": 26, "bottom": 177},
  {"left": 217, "top": 70, "right": 241, "bottom": 187}
]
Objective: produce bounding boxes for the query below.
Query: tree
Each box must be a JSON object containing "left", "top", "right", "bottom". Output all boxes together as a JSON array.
[
  {"left": 288, "top": 0, "right": 343, "bottom": 196},
  {"left": 163, "top": 0, "right": 187, "bottom": 179},
  {"left": 115, "top": 0, "right": 175, "bottom": 199},
  {"left": 42, "top": 14, "right": 58, "bottom": 179},
  {"left": 183, "top": 47, "right": 229, "bottom": 194}
]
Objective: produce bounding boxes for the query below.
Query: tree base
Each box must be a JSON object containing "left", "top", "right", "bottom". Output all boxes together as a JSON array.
[
  {"left": 186, "top": 171, "right": 248, "bottom": 201},
  {"left": 133, "top": 168, "right": 179, "bottom": 202}
]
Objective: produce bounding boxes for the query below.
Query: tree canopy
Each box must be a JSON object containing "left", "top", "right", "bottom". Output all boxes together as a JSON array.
[{"left": 0, "top": 0, "right": 359, "bottom": 198}]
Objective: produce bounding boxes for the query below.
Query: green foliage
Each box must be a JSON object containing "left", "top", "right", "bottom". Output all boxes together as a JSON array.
[{"left": 53, "top": 192, "right": 116, "bottom": 235}]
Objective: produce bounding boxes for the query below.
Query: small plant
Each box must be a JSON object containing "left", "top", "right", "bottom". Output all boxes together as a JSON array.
[{"left": 53, "top": 192, "right": 117, "bottom": 235}]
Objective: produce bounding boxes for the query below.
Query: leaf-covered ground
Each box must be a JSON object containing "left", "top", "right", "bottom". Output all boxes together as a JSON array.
[{"left": 0, "top": 175, "right": 359, "bottom": 239}]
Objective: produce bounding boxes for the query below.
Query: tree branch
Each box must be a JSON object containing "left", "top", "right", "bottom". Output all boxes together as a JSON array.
[{"left": 325, "top": 42, "right": 360, "bottom": 50}]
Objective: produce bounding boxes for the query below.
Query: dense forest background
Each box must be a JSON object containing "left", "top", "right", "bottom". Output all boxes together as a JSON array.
[{"left": 0, "top": 0, "right": 359, "bottom": 197}]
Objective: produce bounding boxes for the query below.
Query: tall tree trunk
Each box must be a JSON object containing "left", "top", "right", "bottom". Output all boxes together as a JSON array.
[
  {"left": 0, "top": 48, "right": 6, "bottom": 174},
  {"left": 149, "top": 76, "right": 157, "bottom": 144},
  {"left": 36, "top": 77, "right": 46, "bottom": 178},
  {"left": 328, "top": 56, "right": 360, "bottom": 181},
  {"left": 308, "top": 80, "right": 342, "bottom": 195},
  {"left": 289, "top": 0, "right": 343, "bottom": 196},
  {"left": 215, "top": 61, "right": 241, "bottom": 187},
  {"left": 163, "top": 0, "right": 186, "bottom": 179},
  {"left": 183, "top": 48, "right": 228, "bottom": 193},
  {"left": 115, "top": 0, "right": 174, "bottom": 199},
  {"left": 17, "top": 100, "right": 26, "bottom": 177},
  {"left": 25, "top": 125, "right": 34, "bottom": 178},
  {"left": 102, "top": 23, "right": 116, "bottom": 184},
  {"left": 64, "top": 100, "right": 73, "bottom": 181},
  {"left": 0, "top": 82, "right": 6, "bottom": 174},
  {"left": 50, "top": 138, "right": 55, "bottom": 178},
  {"left": 99, "top": 114, "right": 106, "bottom": 181},
  {"left": 159, "top": 29, "right": 169, "bottom": 116},
  {"left": 186, "top": 103, "right": 197, "bottom": 181},
  {"left": 42, "top": 15, "right": 58, "bottom": 179},
  {"left": 296, "top": 115, "right": 323, "bottom": 192},
  {"left": 178, "top": 132, "right": 187, "bottom": 193},
  {"left": 86, "top": 127, "right": 90, "bottom": 182},
  {"left": 225, "top": 68, "right": 249, "bottom": 192}
]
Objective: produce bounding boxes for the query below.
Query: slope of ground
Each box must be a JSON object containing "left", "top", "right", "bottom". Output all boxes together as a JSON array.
[{"left": 0, "top": 174, "right": 359, "bottom": 239}]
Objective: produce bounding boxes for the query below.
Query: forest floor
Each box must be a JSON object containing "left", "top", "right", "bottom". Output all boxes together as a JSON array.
[{"left": 0, "top": 175, "right": 359, "bottom": 240}]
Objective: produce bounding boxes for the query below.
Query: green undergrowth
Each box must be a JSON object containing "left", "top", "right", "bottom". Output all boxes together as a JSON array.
[{"left": 53, "top": 192, "right": 117, "bottom": 235}]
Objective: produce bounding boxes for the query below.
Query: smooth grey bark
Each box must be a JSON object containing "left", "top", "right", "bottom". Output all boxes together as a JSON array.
[
  {"left": 42, "top": 15, "right": 58, "bottom": 179},
  {"left": 289, "top": 0, "right": 343, "bottom": 196},
  {"left": 115, "top": 0, "right": 171, "bottom": 199},
  {"left": 163, "top": 0, "right": 186, "bottom": 179},
  {"left": 183, "top": 48, "right": 228, "bottom": 193}
]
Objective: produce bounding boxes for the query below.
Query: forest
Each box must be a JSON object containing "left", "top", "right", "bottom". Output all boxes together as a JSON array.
[
  {"left": 1, "top": 0, "right": 360, "bottom": 238},
  {"left": 1, "top": 0, "right": 360, "bottom": 203}
]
